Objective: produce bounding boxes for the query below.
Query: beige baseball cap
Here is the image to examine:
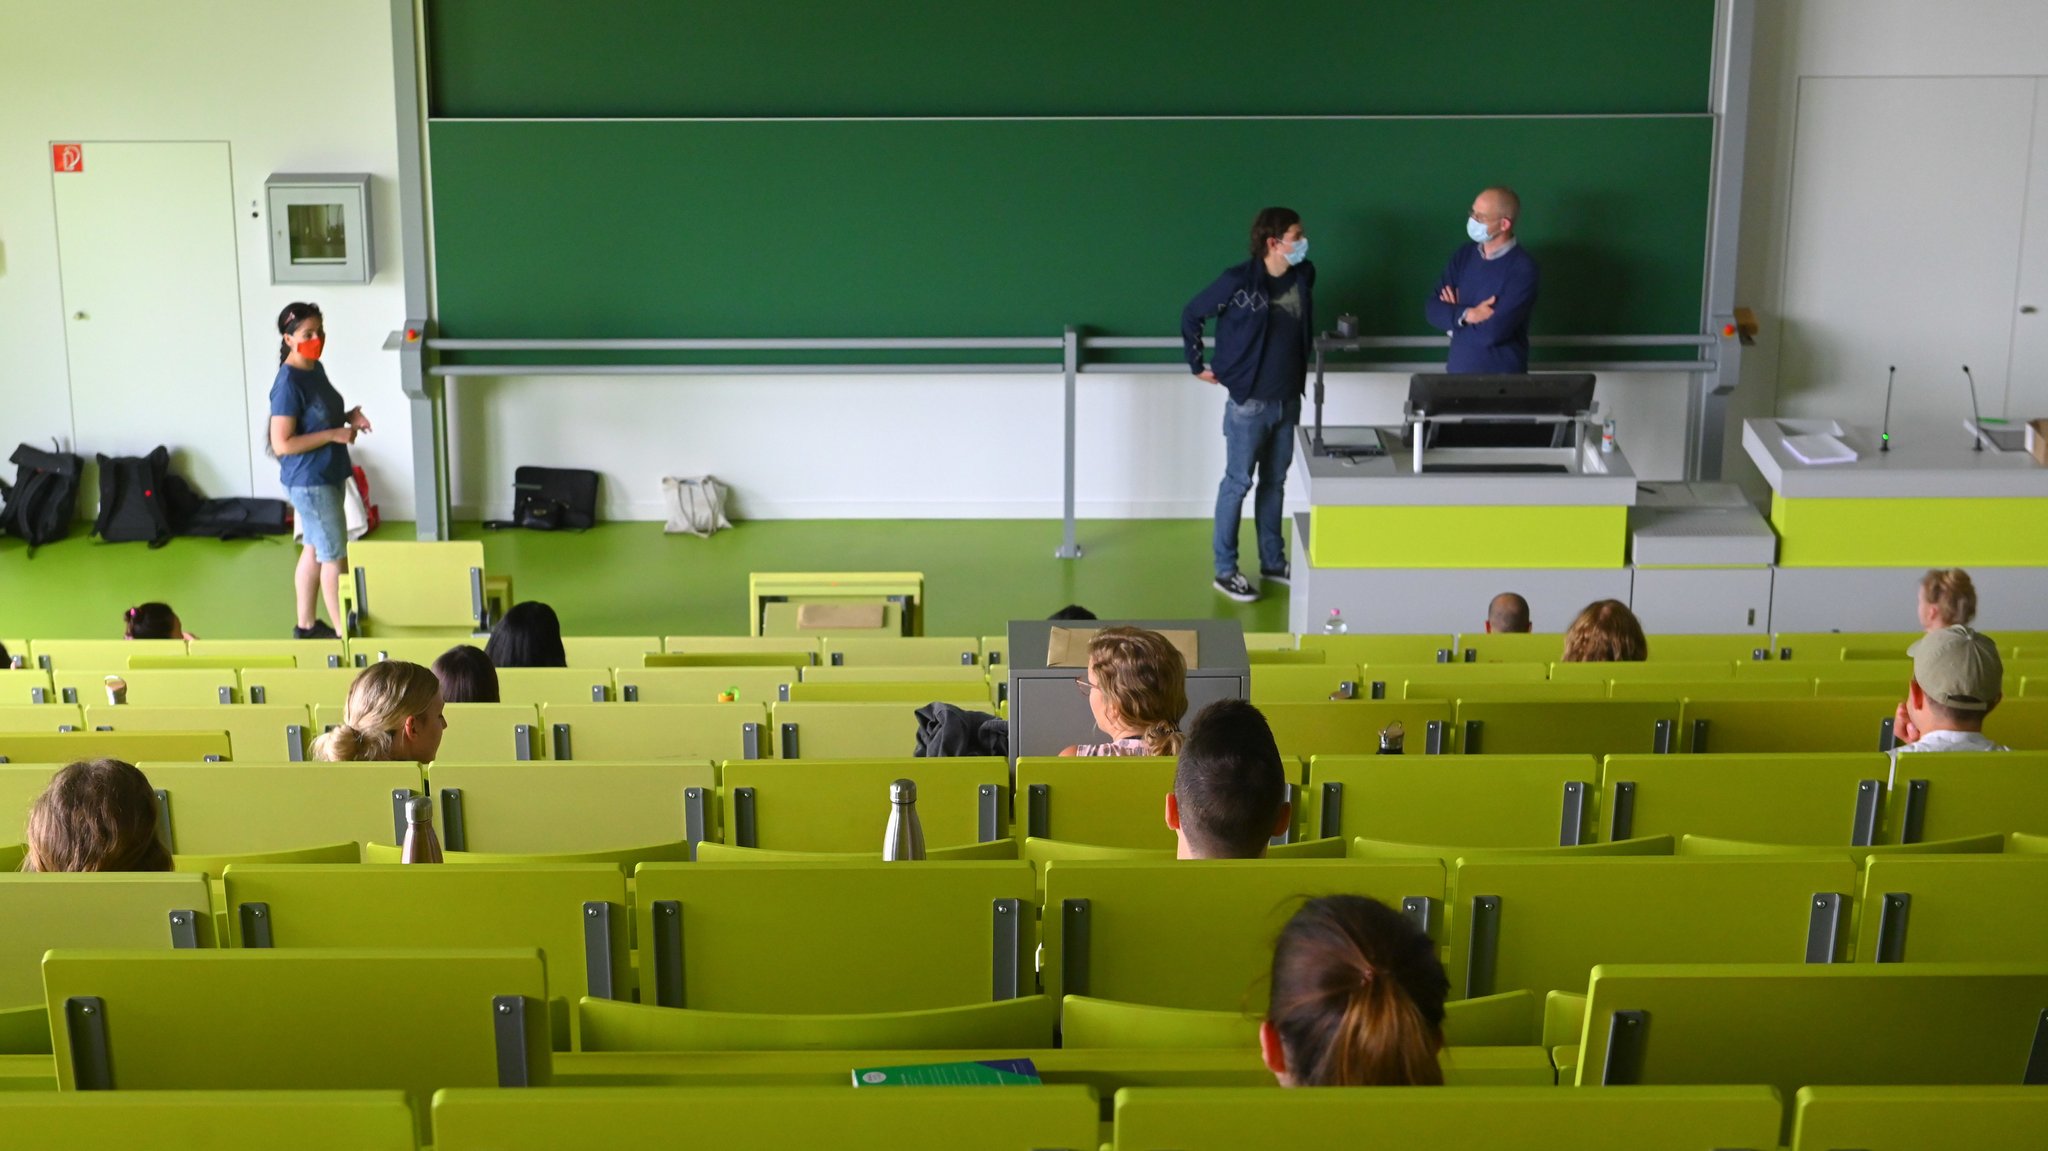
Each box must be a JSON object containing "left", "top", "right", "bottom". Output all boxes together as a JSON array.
[{"left": 1907, "top": 625, "right": 2003, "bottom": 711}]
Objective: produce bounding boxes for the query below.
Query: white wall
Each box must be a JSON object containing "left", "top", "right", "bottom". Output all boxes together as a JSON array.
[{"left": 0, "top": 0, "right": 415, "bottom": 516}]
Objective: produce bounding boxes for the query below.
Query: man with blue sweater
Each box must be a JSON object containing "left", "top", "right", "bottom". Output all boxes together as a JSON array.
[
  {"left": 1182, "top": 207, "right": 1315, "bottom": 603},
  {"left": 1425, "top": 187, "right": 1539, "bottom": 373}
]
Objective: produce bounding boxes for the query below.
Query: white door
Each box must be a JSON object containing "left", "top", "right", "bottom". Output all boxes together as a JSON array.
[
  {"left": 1778, "top": 77, "right": 2036, "bottom": 430},
  {"left": 53, "top": 141, "right": 250, "bottom": 497},
  {"left": 2008, "top": 79, "right": 2048, "bottom": 422}
]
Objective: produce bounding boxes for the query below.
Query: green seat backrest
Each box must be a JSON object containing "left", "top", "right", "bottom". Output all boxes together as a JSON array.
[
  {"left": 1674, "top": 833, "right": 2005, "bottom": 863},
  {"left": 819, "top": 636, "right": 984, "bottom": 667},
  {"left": 1445, "top": 857, "right": 1858, "bottom": 1000},
  {"left": 1889, "top": 751, "right": 2048, "bottom": 840},
  {"left": 1772, "top": 631, "right": 1920, "bottom": 661},
  {"left": 1791, "top": 1086, "right": 2048, "bottom": 1151},
  {"left": 1368, "top": 663, "right": 1551, "bottom": 697},
  {"left": 363, "top": 840, "right": 693, "bottom": 870},
  {"left": 0, "top": 765, "right": 62, "bottom": 839},
  {"left": 1678, "top": 697, "right": 1896, "bottom": 754},
  {"left": 240, "top": 668, "right": 363, "bottom": 708},
  {"left": 630, "top": 861, "right": 1038, "bottom": 1013},
  {"left": 610, "top": 667, "right": 794, "bottom": 706},
  {"left": 0, "top": 843, "right": 21, "bottom": 872},
  {"left": 784, "top": 681, "right": 994, "bottom": 705},
  {"left": 349, "top": 637, "right": 484, "bottom": 667},
  {"left": 1015, "top": 756, "right": 1178, "bottom": 849},
  {"left": 495, "top": 668, "right": 613, "bottom": 706},
  {"left": 719, "top": 758, "right": 1009, "bottom": 851},
  {"left": 142, "top": 762, "right": 423, "bottom": 854},
  {"left": 1601, "top": 753, "right": 1892, "bottom": 845},
  {"left": 1640, "top": 635, "right": 1778, "bottom": 663},
  {"left": 1855, "top": 856, "right": 2048, "bottom": 963},
  {"left": 559, "top": 636, "right": 660, "bottom": 669},
  {"left": 1111, "top": 1086, "right": 1783, "bottom": 1151},
  {"left": 1733, "top": 659, "right": 1908, "bottom": 685},
  {"left": 432, "top": 1085, "right": 1098, "bottom": 1151},
  {"left": 1576, "top": 963, "right": 2048, "bottom": 1138},
  {"left": 1609, "top": 680, "right": 1814, "bottom": 700},
  {"left": 55, "top": 669, "right": 238, "bottom": 707},
  {"left": 1246, "top": 649, "right": 1325, "bottom": 665},
  {"left": 694, "top": 839, "right": 1018, "bottom": 862},
  {"left": 29, "top": 639, "right": 186, "bottom": 671},
  {"left": 541, "top": 702, "right": 767, "bottom": 762},
  {"left": 43, "top": 948, "right": 549, "bottom": 1140},
  {"left": 1305, "top": 755, "right": 1600, "bottom": 847},
  {"left": 1443, "top": 633, "right": 1564, "bottom": 664},
  {"left": 663, "top": 634, "right": 825, "bottom": 657},
  {"left": 223, "top": 864, "right": 629, "bottom": 1044},
  {"left": 1258, "top": 701, "right": 1455, "bottom": 760},
  {"left": 420, "top": 703, "right": 544, "bottom": 762},
  {"left": 175, "top": 842, "right": 361, "bottom": 879},
  {"left": 1548, "top": 661, "right": 1737, "bottom": 684},
  {"left": 1249, "top": 662, "right": 1365, "bottom": 703},
  {"left": 1068, "top": 988, "right": 1559, "bottom": 1050},
  {"left": 1981, "top": 697, "right": 2048, "bottom": 749},
  {"left": 1454, "top": 700, "right": 1678, "bottom": 757},
  {"left": 799, "top": 664, "right": 986, "bottom": 684},
  {"left": 1040, "top": 860, "right": 1446, "bottom": 1009},
  {"left": 1024, "top": 838, "right": 1173, "bottom": 865},
  {"left": 128, "top": 654, "right": 297, "bottom": 671},
  {"left": 425, "top": 762, "right": 715, "bottom": 854},
  {"left": 1298, "top": 634, "right": 1457, "bottom": 664},
  {"left": 0, "top": 873, "right": 214, "bottom": 1008},
  {"left": 0, "top": 729, "right": 229, "bottom": 764},
  {"left": 0, "top": 669, "right": 54, "bottom": 706},
  {"left": 346, "top": 540, "right": 487, "bottom": 631},
  {"left": 0, "top": 1091, "right": 415, "bottom": 1151},
  {"left": 769, "top": 701, "right": 927, "bottom": 759},
  {"left": 0, "top": 704, "right": 79, "bottom": 732},
  {"left": 187, "top": 638, "right": 349, "bottom": 667},
  {"left": 1347, "top": 835, "right": 1675, "bottom": 867},
  {"left": 85, "top": 704, "right": 311, "bottom": 762},
  {"left": 1241, "top": 631, "right": 1297, "bottom": 651},
  {"left": 577, "top": 994, "right": 1057, "bottom": 1052},
  {"left": 1424, "top": 682, "right": 1612, "bottom": 702}
]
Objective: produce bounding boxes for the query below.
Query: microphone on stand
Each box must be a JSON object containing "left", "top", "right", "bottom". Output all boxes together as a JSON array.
[
  {"left": 1963, "top": 365, "right": 1984, "bottom": 452},
  {"left": 1880, "top": 365, "right": 1896, "bottom": 452}
]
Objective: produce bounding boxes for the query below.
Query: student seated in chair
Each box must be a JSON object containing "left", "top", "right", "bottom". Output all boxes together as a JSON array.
[
  {"left": 1484, "top": 591, "right": 1531, "bottom": 634},
  {"left": 1261, "top": 895, "right": 1450, "bottom": 1086},
  {"left": 1559, "top": 598, "right": 1647, "bottom": 662},
  {"left": 485, "top": 601, "right": 567, "bottom": 669},
  {"left": 124, "top": 601, "right": 197, "bottom": 641},
  {"left": 22, "top": 759, "right": 172, "bottom": 873},
  {"left": 311, "top": 660, "right": 446, "bottom": 763},
  {"left": 432, "top": 644, "right": 500, "bottom": 704},
  {"left": 1166, "top": 699, "right": 1291, "bottom": 859},
  {"left": 1917, "top": 568, "right": 1977, "bottom": 631},
  {"left": 1061, "top": 626, "right": 1187, "bottom": 757},
  {"left": 1892, "top": 624, "right": 2008, "bottom": 754}
]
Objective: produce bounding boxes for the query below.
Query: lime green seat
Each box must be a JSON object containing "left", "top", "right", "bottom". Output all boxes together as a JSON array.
[
  {"left": 0, "top": 843, "right": 21, "bottom": 871},
  {"left": 718, "top": 757, "right": 1008, "bottom": 852},
  {"left": 646, "top": 650, "right": 816, "bottom": 668},
  {"left": 1981, "top": 697, "right": 2048, "bottom": 748},
  {"left": 1601, "top": 753, "right": 1894, "bottom": 845},
  {"left": 782, "top": 680, "right": 994, "bottom": 705},
  {"left": 138, "top": 762, "right": 422, "bottom": 854},
  {"left": 768, "top": 701, "right": 930, "bottom": 759},
  {"left": 797, "top": 664, "right": 988, "bottom": 684},
  {"left": 0, "top": 704, "right": 80, "bottom": 732},
  {"left": 1677, "top": 697, "right": 1897, "bottom": 754},
  {"left": 1346, "top": 836, "right": 1675, "bottom": 867},
  {"left": 363, "top": 839, "right": 694, "bottom": 870},
  {"left": 341, "top": 539, "right": 491, "bottom": 636},
  {"left": 1015, "top": 755, "right": 1178, "bottom": 849},
  {"left": 432, "top": 1085, "right": 1097, "bottom": 1151},
  {"left": 85, "top": 704, "right": 312, "bottom": 762},
  {"left": 1886, "top": 751, "right": 2048, "bottom": 841},
  {"left": 630, "top": 861, "right": 1037, "bottom": 1013},
  {"left": 1446, "top": 633, "right": 1565, "bottom": 663},
  {"left": 1445, "top": 857, "right": 1859, "bottom": 1000},
  {"left": 1061, "top": 988, "right": 1547, "bottom": 1049},
  {"left": 694, "top": 839, "right": 1018, "bottom": 862},
  {"left": 0, "top": 1091, "right": 415, "bottom": 1151},
  {"left": 1246, "top": 648, "right": 1326, "bottom": 664},
  {"left": 240, "top": 667, "right": 363, "bottom": 707},
  {"left": 55, "top": 668, "right": 238, "bottom": 707},
  {"left": 1772, "top": 630, "right": 1920, "bottom": 661},
  {"left": 175, "top": 841, "right": 362, "bottom": 878},
  {"left": 0, "top": 873, "right": 214, "bottom": 1013},
  {"left": 1040, "top": 859, "right": 1445, "bottom": 1009},
  {"left": 1548, "top": 661, "right": 1736, "bottom": 683},
  {"left": 663, "top": 634, "right": 824, "bottom": 658},
  {"left": 1855, "top": 855, "right": 2048, "bottom": 963},
  {"left": 1305, "top": 754, "right": 1601, "bottom": 847},
  {"left": 188, "top": 638, "right": 349, "bottom": 668},
  {"left": 1369, "top": 661, "right": 1549, "bottom": 698},
  {"left": 1298, "top": 634, "right": 1457, "bottom": 664},
  {"left": 1248, "top": 662, "right": 1365, "bottom": 703},
  {"left": 1020, "top": 836, "right": 1345, "bottom": 868},
  {"left": 1791, "top": 1086, "right": 2048, "bottom": 1151},
  {"left": 1608, "top": 680, "right": 1813, "bottom": 701},
  {"left": 129, "top": 654, "right": 297, "bottom": 671},
  {"left": 611, "top": 667, "right": 794, "bottom": 706},
  {"left": 819, "top": 636, "right": 983, "bottom": 667},
  {"left": 422, "top": 762, "right": 714, "bottom": 854},
  {"left": 42, "top": 949, "right": 550, "bottom": 1140},
  {"left": 348, "top": 636, "right": 484, "bottom": 667},
  {"left": 28, "top": 639, "right": 185, "bottom": 671},
  {"left": 577, "top": 994, "right": 1056, "bottom": 1051},
  {"left": 223, "top": 864, "right": 630, "bottom": 1046},
  {"left": 1674, "top": 833, "right": 2004, "bottom": 862},
  {"left": 0, "top": 765, "right": 64, "bottom": 838},
  {"left": 0, "top": 668, "right": 55, "bottom": 705},
  {"left": 1258, "top": 700, "right": 1455, "bottom": 759},
  {"left": 495, "top": 668, "right": 613, "bottom": 706},
  {"left": 559, "top": 636, "right": 660, "bottom": 669},
  {"left": 541, "top": 702, "right": 768, "bottom": 761},
  {"left": 1110, "top": 1086, "right": 1783, "bottom": 1151},
  {"left": 1453, "top": 700, "right": 1679, "bottom": 757},
  {"left": 403, "top": 703, "right": 541, "bottom": 762}
]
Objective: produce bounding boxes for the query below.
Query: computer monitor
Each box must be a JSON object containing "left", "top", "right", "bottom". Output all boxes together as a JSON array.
[{"left": 1407, "top": 373, "right": 1598, "bottom": 418}]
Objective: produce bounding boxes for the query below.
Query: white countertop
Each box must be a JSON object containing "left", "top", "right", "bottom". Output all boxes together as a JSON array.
[
  {"left": 1742, "top": 418, "right": 2048, "bottom": 499},
  {"left": 1298, "top": 426, "right": 1638, "bottom": 508}
]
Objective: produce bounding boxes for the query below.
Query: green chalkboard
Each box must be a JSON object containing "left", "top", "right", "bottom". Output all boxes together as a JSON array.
[
  {"left": 426, "top": 0, "right": 1715, "bottom": 118},
  {"left": 429, "top": 116, "right": 1712, "bottom": 358}
]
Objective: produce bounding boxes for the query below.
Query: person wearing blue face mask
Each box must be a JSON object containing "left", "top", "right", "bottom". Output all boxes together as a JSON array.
[
  {"left": 1426, "top": 187, "right": 1540, "bottom": 374},
  {"left": 1181, "top": 207, "right": 1316, "bottom": 604}
]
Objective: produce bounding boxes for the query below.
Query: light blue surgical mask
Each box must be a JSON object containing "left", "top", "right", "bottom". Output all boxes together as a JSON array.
[
  {"left": 1466, "top": 217, "right": 1492, "bottom": 245},
  {"left": 1284, "top": 237, "right": 1309, "bottom": 266}
]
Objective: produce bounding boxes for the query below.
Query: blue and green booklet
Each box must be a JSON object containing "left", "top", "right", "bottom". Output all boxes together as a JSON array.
[{"left": 851, "top": 1058, "right": 1041, "bottom": 1086}]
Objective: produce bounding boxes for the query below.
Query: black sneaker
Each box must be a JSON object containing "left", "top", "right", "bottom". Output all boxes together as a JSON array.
[
  {"left": 294, "top": 620, "right": 339, "bottom": 640},
  {"left": 1212, "top": 571, "right": 1258, "bottom": 603},
  {"left": 1259, "top": 564, "right": 1291, "bottom": 587}
]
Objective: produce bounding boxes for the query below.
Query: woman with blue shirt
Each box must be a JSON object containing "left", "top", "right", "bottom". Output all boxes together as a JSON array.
[{"left": 268, "top": 301, "right": 370, "bottom": 639}]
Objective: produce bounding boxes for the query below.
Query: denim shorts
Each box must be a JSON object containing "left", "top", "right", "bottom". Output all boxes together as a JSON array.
[{"left": 287, "top": 483, "right": 349, "bottom": 564}]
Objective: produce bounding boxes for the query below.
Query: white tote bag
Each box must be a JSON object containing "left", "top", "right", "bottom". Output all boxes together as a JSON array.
[{"left": 662, "top": 475, "right": 733, "bottom": 537}]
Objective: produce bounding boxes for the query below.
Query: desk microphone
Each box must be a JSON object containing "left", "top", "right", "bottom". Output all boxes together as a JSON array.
[
  {"left": 1963, "top": 364, "right": 1984, "bottom": 452},
  {"left": 1880, "top": 365, "right": 1896, "bottom": 452}
]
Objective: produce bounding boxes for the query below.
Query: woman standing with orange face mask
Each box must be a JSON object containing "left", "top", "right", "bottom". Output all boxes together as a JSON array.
[{"left": 267, "top": 301, "right": 370, "bottom": 639}]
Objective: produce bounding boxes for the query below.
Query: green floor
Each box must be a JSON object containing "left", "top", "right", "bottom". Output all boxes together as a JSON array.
[{"left": 0, "top": 519, "right": 1291, "bottom": 640}]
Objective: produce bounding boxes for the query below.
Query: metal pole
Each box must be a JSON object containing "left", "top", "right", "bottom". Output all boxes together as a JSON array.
[
  {"left": 389, "top": 0, "right": 445, "bottom": 539},
  {"left": 1696, "top": 0, "right": 1757, "bottom": 482},
  {"left": 1056, "top": 326, "right": 1083, "bottom": 559}
]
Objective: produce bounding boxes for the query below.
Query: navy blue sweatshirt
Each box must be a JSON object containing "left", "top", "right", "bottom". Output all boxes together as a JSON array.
[
  {"left": 1424, "top": 242, "right": 1539, "bottom": 374},
  {"left": 1182, "top": 258, "right": 1317, "bottom": 404}
]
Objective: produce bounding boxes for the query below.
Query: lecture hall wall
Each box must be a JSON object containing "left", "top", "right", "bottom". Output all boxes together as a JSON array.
[{"left": 2, "top": 2, "right": 2042, "bottom": 522}]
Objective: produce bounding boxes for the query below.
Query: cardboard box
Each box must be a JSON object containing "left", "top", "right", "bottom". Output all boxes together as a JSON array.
[{"left": 2029, "top": 418, "right": 2048, "bottom": 466}]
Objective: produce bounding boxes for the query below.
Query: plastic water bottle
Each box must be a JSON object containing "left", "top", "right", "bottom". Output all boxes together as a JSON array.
[
  {"left": 1601, "top": 419, "right": 1616, "bottom": 454},
  {"left": 400, "top": 795, "right": 444, "bottom": 864},
  {"left": 1324, "top": 609, "right": 1349, "bottom": 635},
  {"left": 882, "top": 779, "right": 926, "bottom": 862}
]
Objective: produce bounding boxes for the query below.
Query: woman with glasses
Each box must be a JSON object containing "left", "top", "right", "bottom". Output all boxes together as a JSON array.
[{"left": 1060, "top": 626, "right": 1189, "bottom": 757}]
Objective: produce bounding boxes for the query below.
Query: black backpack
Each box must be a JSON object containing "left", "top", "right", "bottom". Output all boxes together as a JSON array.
[
  {"left": 508, "top": 465, "right": 600, "bottom": 531},
  {"left": 181, "top": 497, "right": 292, "bottom": 540},
  {"left": 94, "top": 446, "right": 180, "bottom": 548},
  {"left": 2, "top": 442, "right": 84, "bottom": 554}
]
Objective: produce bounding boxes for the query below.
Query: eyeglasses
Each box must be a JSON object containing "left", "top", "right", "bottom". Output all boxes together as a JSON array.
[{"left": 1074, "top": 677, "right": 1099, "bottom": 695}]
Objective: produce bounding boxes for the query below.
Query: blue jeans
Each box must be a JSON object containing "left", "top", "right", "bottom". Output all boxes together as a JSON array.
[
  {"left": 287, "top": 483, "right": 349, "bottom": 565},
  {"left": 1213, "top": 395, "right": 1298, "bottom": 577}
]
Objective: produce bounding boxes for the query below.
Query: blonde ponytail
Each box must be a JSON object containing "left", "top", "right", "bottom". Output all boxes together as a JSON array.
[
  {"left": 1142, "top": 719, "right": 1185, "bottom": 758},
  {"left": 311, "top": 661, "right": 440, "bottom": 762},
  {"left": 309, "top": 723, "right": 395, "bottom": 763}
]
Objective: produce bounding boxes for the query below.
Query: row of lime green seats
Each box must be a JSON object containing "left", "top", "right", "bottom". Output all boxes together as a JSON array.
[
  {"left": 4, "top": 633, "right": 1014, "bottom": 671},
  {"left": 1248, "top": 629, "right": 2048, "bottom": 664}
]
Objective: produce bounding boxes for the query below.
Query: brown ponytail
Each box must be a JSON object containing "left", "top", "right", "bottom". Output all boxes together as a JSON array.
[
  {"left": 1085, "top": 627, "right": 1188, "bottom": 754},
  {"left": 1267, "top": 895, "right": 1449, "bottom": 1087}
]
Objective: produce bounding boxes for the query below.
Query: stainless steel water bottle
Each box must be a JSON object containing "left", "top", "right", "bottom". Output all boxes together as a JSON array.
[{"left": 882, "top": 778, "right": 926, "bottom": 861}]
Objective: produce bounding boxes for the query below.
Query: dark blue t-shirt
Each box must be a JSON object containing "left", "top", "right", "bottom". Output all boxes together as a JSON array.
[
  {"left": 1249, "top": 266, "right": 1307, "bottom": 402},
  {"left": 268, "top": 362, "right": 352, "bottom": 488}
]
